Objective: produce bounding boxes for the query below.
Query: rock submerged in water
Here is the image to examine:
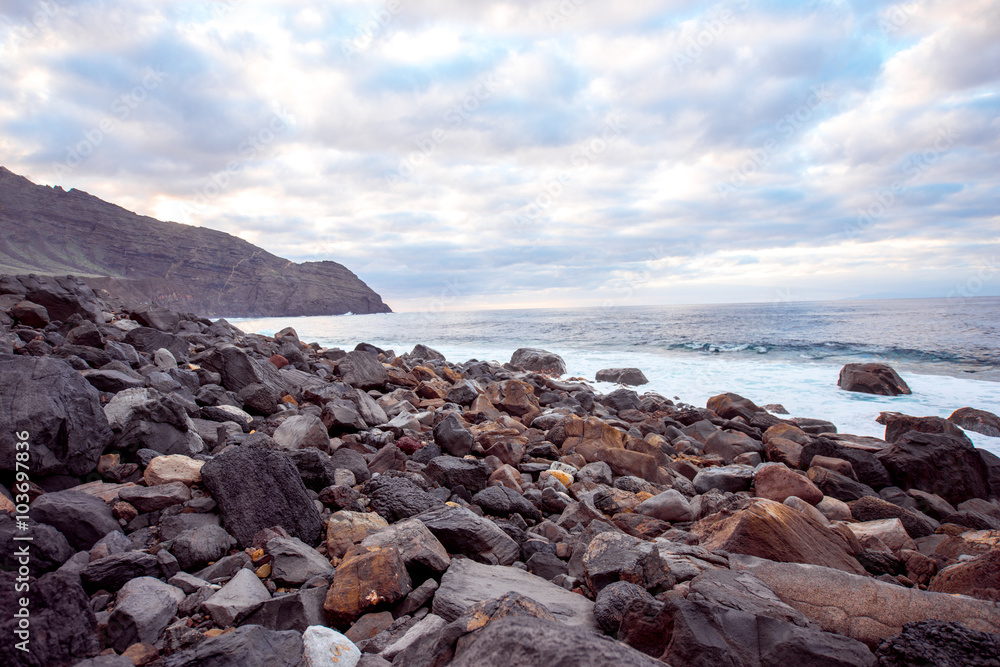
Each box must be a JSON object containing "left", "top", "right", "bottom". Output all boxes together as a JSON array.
[
  {"left": 838, "top": 362, "right": 912, "bottom": 395},
  {"left": 595, "top": 367, "right": 649, "bottom": 386},
  {"left": 948, "top": 406, "right": 1000, "bottom": 438},
  {"left": 2, "top": 286, "right": 999, "bottom": 665}
]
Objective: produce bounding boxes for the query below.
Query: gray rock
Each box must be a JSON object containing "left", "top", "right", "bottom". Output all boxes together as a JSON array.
[
  {"left": 170, "top": 524, "right": 235, "bottom": 571},
  {"left": 594, "top": 581, "right": 657, "bottom": 635},
  {"left": 510, "top": 348, "right": 567, "bottom": 375},
  {"left": 196, "top": 552, "right": 252, "bottom": 582},
  {"left": 446, "top": 380, "right": 480, "bottom": 406},
  {"left": 81, "top": 368, "right": 145, "bottom": 392},
  {"left": 416, "top": 506, "right": 519, "bottom": 566},
  {"left": 450, "top": 615, "right": 660, "bottom": 666},
  {"left": 576, "top": 461, "right": 613, "bottom": 486},
  {"left": 107, "top": 576, "right": 185, "bottom": 652},
  {"left": 346, "top": 386, "right": 389, "bottom": 427},
  {"left": 595, "top": 368, "right": 649, "bottom": 386},
  {"left": 30, "top": 490, "right": 120, "bottom": 550},
  {"left": 340, "top": 350, "right": 389, "bottom": 390},
  {"left": 433, "top": 558, "right": 597, "bottom": 630},
  {"left": 125, "top": 326, "right": 189, "bottom": 363},
  {"left": 265, "top": 536, "right": 334, "bottom": 586},
  {"left": 330, "top": 446, "right": 371, "bottom": 483},
  {"left": 241, "top": 586, "right": 330, "bottom": 632},
  {"left": 168, "top": 571, "right": 210, "bottom": 594},
  {"left": 636, "top": 489, "right": 693, "bottom": 522},
  {"left": 363, "top": 475, "right": 444, "bottom": 522},
  {"left": 161, "top": 624, "right": 303, "bottom": 667},
  {"left": 692, "top": 464, "right": 755, "bottom": 494},
  {"left": 472, "top": 485, "right": 543, "bottom": 523},
  {"left": 582, "top": 531, "right": 670, "bottom": 594},
  {"left": 160, "top": 512, "right": 221, "bottom": 540},
  {"left": 525, "top": 550, "right": 568, "bottom": 581},
  {"left": 875, "top": 619, "right": 1000, "bottom": 667},
  {"left": 0, "top": 515, "right": 74, "bottom": 573},
  {"left": 202, "top": 568, "right": 271, "bottom": 627},
  {"left": 81, "top": 551, "right": 162, "bottom": 592},
  {"left": 361, "top": 517, "right": 451, "bottom": 574},
  {"left": 273, "top": 414, "right": 330, "bottom": 451},
  {"left": 201, "top": 442, "right": 322, "bottom": 547},
  {"left": 0, "top": 570, "right": 99, "bottom": 666},
  {"left": 0, "top": 355, "right": 113, "bottom": 476},
  {"left": 433, "top": 413, "right": 474, "bottom": 457},
  {"left": 425, "top": 456, "right": 490, "bottom": 493},
  {"left": 118, "top": 480, "right": 192, "bottom": 512}
]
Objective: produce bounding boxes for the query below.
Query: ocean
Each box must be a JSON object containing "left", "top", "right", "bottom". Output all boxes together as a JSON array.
[{"left": 234, "top": 297, "right": 1000, "bottom": 457}]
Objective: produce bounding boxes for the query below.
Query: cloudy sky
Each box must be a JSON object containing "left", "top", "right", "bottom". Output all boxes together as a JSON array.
[{"left": 1, "top": 0, "right": 998, "bottom": 311}]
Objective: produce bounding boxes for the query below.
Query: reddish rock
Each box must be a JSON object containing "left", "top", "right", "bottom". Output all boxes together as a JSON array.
[
  {"left": 763, "top": 423, "right": 811, "bottom": 445},
  {"left": 754, "top": 464, "right": 824, "bottom": 505},
  {"left": 838, "top": 363, "right": 911, "bottom": 396},
  {"left": 707, "top": 393, "right": 762, "bottom": 421},
  {"left": 764, "top": 437, "right": 804, "bottom": 468},
  {"left": 929, "top": 550, "right": 1000, "bottom": 601},
  {"left": 396, "top": 435, "right": 423, "bottom": 454},
  {"left": 323, "top": 546, "right": 412, "bottom": 626},
  {"left": 877, "top": 411, "right": 968, "bottom": 444},
  {"left": 691, "top": 498, "right": 865, "bottom": 575},
  {"left": 269, "top": 354, "right": 289, "bottom": 369},
  {"left": 485, "top": 380, "right": 541, "bottom": 419},
  {"left": 948, "top": 407, "right": 1000, "bottom": 438},
  {"left": 326, "top": 511, "right": 389, "bottom": 559}
]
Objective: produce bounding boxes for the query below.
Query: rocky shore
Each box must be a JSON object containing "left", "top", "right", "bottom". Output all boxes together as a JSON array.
[{"left": 1, "top": 281, "right": 1000, "bottom": 667}]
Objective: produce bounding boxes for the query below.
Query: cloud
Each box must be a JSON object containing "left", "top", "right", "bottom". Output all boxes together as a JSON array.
[{"left": 1, "top": 0, "right": 997, "bottom": 310}]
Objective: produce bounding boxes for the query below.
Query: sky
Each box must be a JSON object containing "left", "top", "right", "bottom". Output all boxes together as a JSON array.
[{"left": 1, "top": 0, "right": 998, "bottom": 313}]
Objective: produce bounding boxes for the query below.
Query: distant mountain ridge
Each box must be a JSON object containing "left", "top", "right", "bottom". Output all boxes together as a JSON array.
[{"left": 0, "top": 167, "right": 391, "bottom": 317}]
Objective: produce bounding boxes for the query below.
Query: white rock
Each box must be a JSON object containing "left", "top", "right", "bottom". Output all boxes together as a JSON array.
[
  {"left": 144, "top": 454, "right": 205, "bottom": 486},
  {"left": 154, "top": 347, "right": 177, "bottom": 368},
  {"left": 302, "top": 625, "right": 361, "bottom": 667},
  {"left": 381, "top": 614, "right": 447, "bottom": 661}
]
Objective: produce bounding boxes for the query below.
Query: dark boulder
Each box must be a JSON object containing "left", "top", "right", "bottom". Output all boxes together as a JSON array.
[
  {"left": 0, "top": 355, "right": 113, "bottom": 477},
  {"left": 509, "top": 348, "right": 567, "bottom": 375},
  {"left": 124, "top": 326, "right": 189, "bottom": 363},
  {"left": 875, "top": 620, "right": 1000, "bottom": 667},
  {"left": 948, "top": 407, "right": 1000, "bottom": 438},
  {"left": 433, "top": 413, "right": 474, "bottom": 457},
  {"left": 161, "top": 624, "right": 304, "bottom": 667},
  {"left": 449, "top": 615, "right": 663, "bottom": 667},
  {"left": 0, "top": 570, "right": 99, "bottom": 666},
  {"left": 339, "top": 350, "right": 388, "bottom": 390},
  {"left": 415, "top": 505, "right": 520, "bottom": 566},
  {"left": 425, "top": 456, "right": 490, "bottom": 494},
  {"left": 877, "top": 411, "right": 969, "bottom": 444},
  {"left": 594, "top": 581, "right": 658, "bottom": 635},
  {"left": 19, "top": 274, "right": 104, "bottom": 323},
  {"left": 30, "top": 490, "right": 120, "bottom": 550},
  {"left": 363, "top": 475, "right": 444, "bottom": 523},
  {"left": 707, "top": 392, "right": 762, "bottom": 421},
  {"left": 0, "top": 515, "right": 74, "bottom": 574},
  {"left": 877, "top": 431, "right": 991, "bottom": 505},
  {"left": 838, "top": 363, "right": 911, "bottom": 396},
  {"left": 472, "top": 486, "right": 543, "bottom": 523},
  {"left": 201, "top": 443, "right": 322, "bottom": 546},
  {"left": 596, "top": 368, "right": 649, "bottom": 386}
]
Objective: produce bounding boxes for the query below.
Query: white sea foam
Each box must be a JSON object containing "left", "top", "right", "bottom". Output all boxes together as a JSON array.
[{"left": 235, "top": 314, "right": 1000, "bottom": 459}]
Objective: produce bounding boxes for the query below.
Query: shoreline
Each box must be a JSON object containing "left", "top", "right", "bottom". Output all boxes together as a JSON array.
[{"left": 2, "top": 282, "right": 1000, "bottom": 665}]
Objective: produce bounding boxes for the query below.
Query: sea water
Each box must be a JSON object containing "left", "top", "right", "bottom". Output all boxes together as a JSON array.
[{"left": 233, "top": 297, "right": 1000, "bottom": 457}]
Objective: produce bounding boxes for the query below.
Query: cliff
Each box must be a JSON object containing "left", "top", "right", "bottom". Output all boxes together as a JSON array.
[{"left": 0, "top": 167, "right": 391, "bottom": 317}]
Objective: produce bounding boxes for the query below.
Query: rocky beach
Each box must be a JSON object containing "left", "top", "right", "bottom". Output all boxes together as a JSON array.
[{"left": 2, "top": 275, "right": 1000, "bottom": 667}]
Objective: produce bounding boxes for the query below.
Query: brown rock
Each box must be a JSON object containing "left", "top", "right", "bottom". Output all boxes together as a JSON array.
[
  {"left": 577, "top": 445, "right": 660, "bottom": 483},
  {"left": 122, "top": 642, "right": 159, "bottom": 666},
  {"left": 838, "top": 363, "right": 911, "bottom": 396},
  {"left": 877, "top": 411, "right": 968, "bottom": 444},
  {"left": 754, "top": 464, "right": 824, "bottom": 505},
  {"left": 326, "top": 511, "right": 389, "bottom": 559},
  {"left": 949, "top": 407, "right": 1000, "bottom": 438},
  {"left": 485, "top": 380, "right": 541, "bottom": 419},
  {"left": 846, "top": 518, "right": 915, "bottom": 552},
  {"left": 763, "top": 423, "right": 811, "bottom": 445},
  {"left": 344, "top": 611, "right": 394, "bottom": 643},
  {"left": 809, "top": 455, "right": 857, "bottom": 480},
  {"left": 692, "top": 498, "right": 865, "bottom": 575},
  {"left": 929, "top": 550, "right": 1000, "bottom": 600},
  {"left": 488, "top": 464, "right": 522, "bottom": 492},
  {"left": 561, "top": 415, "right": 625, "bottom": 453},
  {"left": 324, "top": 546, "right": 412, "bottom": 626},
  {"left": 144, "top": 455, "right": 205, "bottom": 486},
  {"left": 706, "top": 392, "right": 762, "bottom": 421}
]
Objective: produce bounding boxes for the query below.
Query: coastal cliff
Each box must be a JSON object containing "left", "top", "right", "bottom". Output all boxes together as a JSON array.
[{"left": 0, "top": 167, "right": 391, "bottom": 317}]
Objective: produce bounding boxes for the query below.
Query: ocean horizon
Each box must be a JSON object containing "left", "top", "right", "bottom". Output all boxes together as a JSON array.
[{"left": 234, "top": 296, "right": 1000, "bottom": 458}]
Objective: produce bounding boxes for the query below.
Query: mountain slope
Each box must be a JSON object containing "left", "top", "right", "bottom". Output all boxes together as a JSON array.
[{"left": 0, "top": 167, "right": 390, "bottom": 316}]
